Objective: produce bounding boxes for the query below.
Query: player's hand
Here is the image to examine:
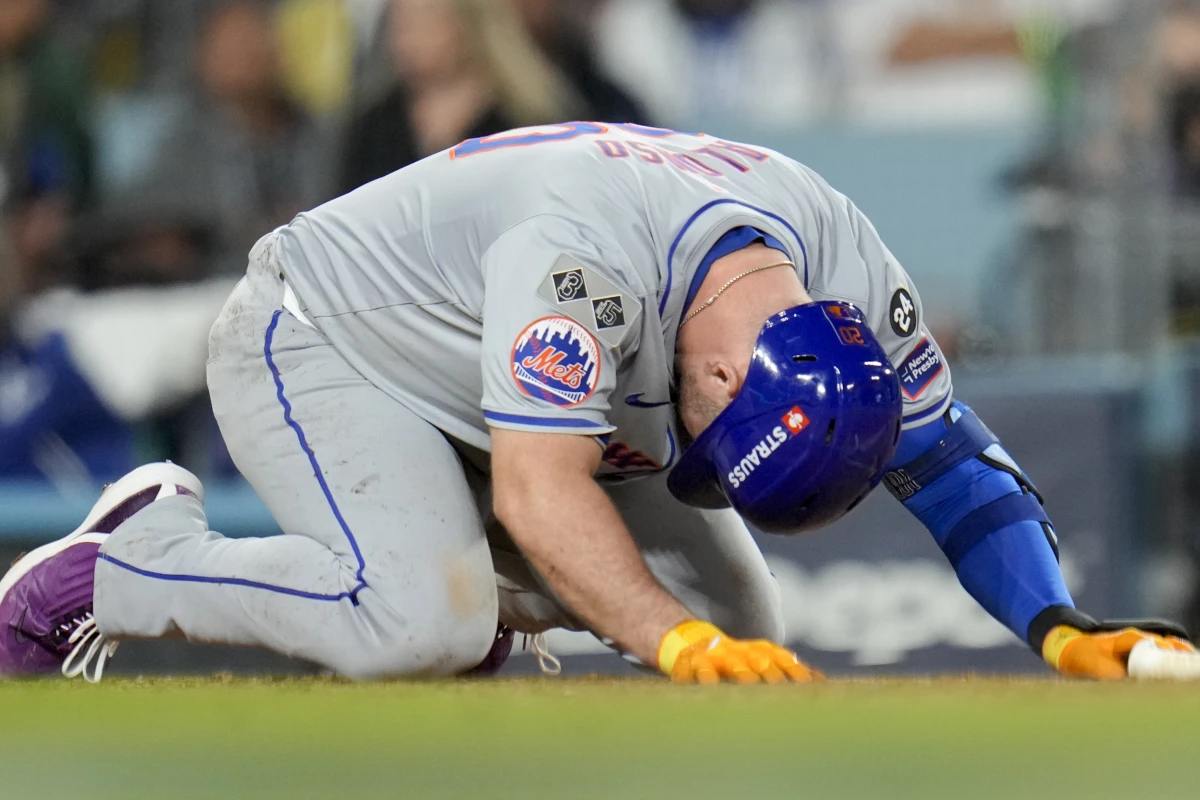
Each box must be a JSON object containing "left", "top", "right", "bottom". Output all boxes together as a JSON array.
[
  {"left": 657, "top": 619, "right": 822, "bottom": 684},
  {"left": 1042, "top": 624, "right": 1195, "bottom": 680}
]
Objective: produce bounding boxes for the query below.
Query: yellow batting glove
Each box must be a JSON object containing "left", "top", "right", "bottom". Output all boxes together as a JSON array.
[
  {"left": 657, "top": 619, "right": 822, "bottom": 685},
  {"left": 1042, "top": 624, "right": 1195, "bottom": 680}
]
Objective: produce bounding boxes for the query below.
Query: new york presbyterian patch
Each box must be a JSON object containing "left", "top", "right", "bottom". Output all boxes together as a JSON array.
[
  {"left": 510, "top": 316, "right": 601, "bottom": 407},
  {"left": 898, "top": 337, "right": 944, "bottom": 401}
]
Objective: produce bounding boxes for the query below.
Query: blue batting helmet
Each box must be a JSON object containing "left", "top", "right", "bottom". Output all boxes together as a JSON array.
[{"left": 667, "top": 301, "right": 902, "bottom": 534}]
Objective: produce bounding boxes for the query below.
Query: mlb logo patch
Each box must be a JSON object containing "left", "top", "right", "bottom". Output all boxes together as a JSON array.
[
  {"left": 552, "top": 269, "right": 589, "bottom": 303},
  {"left": 782, "top": 406, "right": 810, "bottom": 436},
  {"left": 510, "top": 316, "right": 601, "bottom": 407},
  {"left": 898, "top": 337, "right": 944, "bottom": 400},
  {"left": 591, "top": 295, "right": 625, "bottom": 329}
]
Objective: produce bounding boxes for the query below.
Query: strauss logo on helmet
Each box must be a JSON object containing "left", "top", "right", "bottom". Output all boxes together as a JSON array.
[{"left": 726, "top": 407, "right": 810, "bottom": 489}]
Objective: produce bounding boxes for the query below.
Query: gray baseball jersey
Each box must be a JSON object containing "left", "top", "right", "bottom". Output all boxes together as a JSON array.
[{"left": 277, "top": 123, "right": 952, "bottom": 480}]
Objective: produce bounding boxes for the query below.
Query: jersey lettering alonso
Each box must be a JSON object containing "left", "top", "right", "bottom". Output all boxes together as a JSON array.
[{"left": 273, "top": 123, "right": 952, "bottom": 473}]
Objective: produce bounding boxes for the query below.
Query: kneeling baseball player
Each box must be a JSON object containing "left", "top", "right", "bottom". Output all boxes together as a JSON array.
[{"left": 2, "top": 123, "right": 1193, "bottom": 683}]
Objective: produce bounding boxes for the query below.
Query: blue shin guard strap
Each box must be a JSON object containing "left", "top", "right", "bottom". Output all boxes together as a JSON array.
[
  {"left": 883, "top": 409, "right": 998, "bottom": 501},
  {"left": 941, "top": 492, "right": 1049, "bottom": 569}
]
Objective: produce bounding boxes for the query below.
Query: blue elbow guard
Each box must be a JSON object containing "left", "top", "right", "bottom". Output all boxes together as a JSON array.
[
  {"left": 884, "top": 402, "right": 1072, "bottom": 646},
  {"left": 883, "top": 403, "right": 1057, "bottom": 566}
]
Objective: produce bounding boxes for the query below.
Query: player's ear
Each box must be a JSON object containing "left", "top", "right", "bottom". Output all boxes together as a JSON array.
[{"left": 706, "top": 359, "right": 741, "bottom": 403}]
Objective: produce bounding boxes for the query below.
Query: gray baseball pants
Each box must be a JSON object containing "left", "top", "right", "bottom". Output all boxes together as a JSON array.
[{"left": 93, "top": 243, "right": 782, "bottom": 678}]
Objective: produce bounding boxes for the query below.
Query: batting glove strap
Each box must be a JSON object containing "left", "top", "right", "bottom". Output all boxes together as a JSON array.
[
  {"left": 1026, "top": 605, "right": 1098, "bottom": 654},
  {"left": 1091, "top": 618, "right": 1191, "bottom": 640},
  {"left": 1028, "top": 605, "right": 1193, "bottom": 655}
]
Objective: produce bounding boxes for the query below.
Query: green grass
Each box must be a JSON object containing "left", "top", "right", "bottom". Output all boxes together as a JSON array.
[{"left": 0, "top": 676, "right": 1196, "bottom": 799}]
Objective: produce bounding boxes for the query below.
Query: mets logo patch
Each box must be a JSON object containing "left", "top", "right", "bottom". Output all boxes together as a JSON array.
[
  {"left": 898, "top": 337, "right": 943, "bottom": 400},
  {"left": 510, "top": 316, "right": 601, "bottom": 407}
]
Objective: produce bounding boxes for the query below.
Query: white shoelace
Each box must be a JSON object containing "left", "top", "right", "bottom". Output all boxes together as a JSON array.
[
  {"left": 525, "top": 633, "right": 562, "bottom": 676},
  {"left": 59, "top": 615, "right": 119, "bottom": 684}
]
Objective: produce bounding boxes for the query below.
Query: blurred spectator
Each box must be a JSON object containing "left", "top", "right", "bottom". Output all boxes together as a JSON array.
[
  {"left": 595, "top": 0, "right": 1125, "bottom": 132},
  {"left": 594, "top": 0, "right": 837, "bottom": 130},
  {"left": 1158, "top": 2, "right": 1200, "bottom": 635},
  {"left": 831, "top": 0, "right": 1122, "bottom": 128},
  {"left": 1159, "top": 1, "right": 1200, "bottom": 198},
  {"left": 139, "top": 0, "right": 331, "bottom": 276},
  {"left": 72, "top": 186, "right": 217, "bottom": 291},
  {"left": 1, "top": 181, "right": 233, "bottom": 486},
  {"left": 0, "top": 318, "right": 134, "bottom": 487},
  {"left": 1, "top": 278, "right": 233, "bottom": 487},
  {"left": 511, "top": 0, "right": 648, "bottom": 124},
  {"left": 1157, "top": 0, "right": 1200, "bottom": 82},
  {"left": 1169, "top": 82, "right": 1200, "bottom": 198},
  {"left": 2, "top": 0, "right": 94, "bottom": 294},
  {"left": 833, "top": 0, "right": 1030, "bottom": 127},
  {"left": 0, "top": 0, "right": 93, "bottom": 201},
  {"left": 275, "top": 0, "right": 356, "bottom": 118},
  {"left": 340, "top": 0, "right": 583, "bottom": 192}
]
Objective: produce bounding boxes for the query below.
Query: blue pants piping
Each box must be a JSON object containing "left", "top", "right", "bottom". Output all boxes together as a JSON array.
[{"left": 99, "top": 309, "right": 367, "bottom": 605}]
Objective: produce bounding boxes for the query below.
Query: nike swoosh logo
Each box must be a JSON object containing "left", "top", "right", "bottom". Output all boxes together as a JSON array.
[{"left": 625, "top": 393, "right": 672, "bottom": 409}]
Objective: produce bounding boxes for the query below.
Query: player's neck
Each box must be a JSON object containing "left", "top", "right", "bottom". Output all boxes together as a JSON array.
[{"left": 677, "top": 244, "right": 811, "bottom": 364}]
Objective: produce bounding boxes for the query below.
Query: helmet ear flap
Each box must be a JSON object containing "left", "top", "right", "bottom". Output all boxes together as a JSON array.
[{"left": 666, "top": 422, "right": 733, "bottom": 510}]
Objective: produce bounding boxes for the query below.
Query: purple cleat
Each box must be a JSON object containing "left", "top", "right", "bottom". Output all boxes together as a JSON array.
[
  {"left": 465, "top": 624, "right": 516, "bottom": 677},
  {"left": 0, "top": 462, "right": 203, "bottom": 682}
]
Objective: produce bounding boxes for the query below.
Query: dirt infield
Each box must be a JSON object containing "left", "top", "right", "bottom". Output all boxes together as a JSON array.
[{"left": 1, "top": 676, "right": 1194, "bottom": 799}]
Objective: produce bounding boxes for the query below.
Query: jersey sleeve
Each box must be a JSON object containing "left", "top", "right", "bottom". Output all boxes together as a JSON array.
[
  {"left": 480, "top": 216, "right": 636, "bottom": 436},
  {"left": 849, "top": 204, "right": 953, "bottom": 429}
]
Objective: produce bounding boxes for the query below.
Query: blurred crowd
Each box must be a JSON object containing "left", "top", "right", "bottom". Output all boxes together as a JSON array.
[{"left": 0, "top": 0, "right": 1196, "bottom": 489}]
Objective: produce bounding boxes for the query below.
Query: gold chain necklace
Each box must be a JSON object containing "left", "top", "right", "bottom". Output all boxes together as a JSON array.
[{"left": 679, "top": 261, "right": 795, "bottom": 327}]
